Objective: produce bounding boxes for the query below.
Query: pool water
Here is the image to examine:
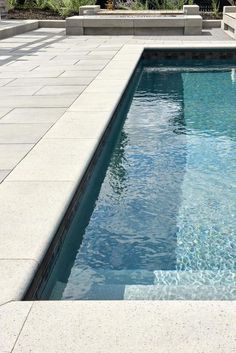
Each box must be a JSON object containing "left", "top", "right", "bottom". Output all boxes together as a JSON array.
[{"left": 40, "top": 60, "right": 236, "bottom": 300}]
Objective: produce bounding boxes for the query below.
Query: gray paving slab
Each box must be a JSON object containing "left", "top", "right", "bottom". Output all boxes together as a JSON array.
[
  {"left": 59, "top": 70, "right": 100, "bottom": 78},
  {"left": 0, "top": 86, "right": 42, "bottom": 96},
  {"left": 0, "top": 170, "right": 10, "bottom": 182},
  {"left": 0, "top": 70, "right": 65, "bottom": 78},
  {"left": 11, "top": 301, "right": 236, "bottom": 353},
  {"left": 85, "top": 79, "right": 127, "bottom": 93},
  {"left": 0, "top": 181, "right": 75, "bottom": 260},
  {"left": 46, "top": 111, "right": 112, "bottom": 139},
  {"left": 0, "top": 124, "right": 51, "bottom": 143},
  {"left": 6, "top": 138, "right": 97, "bottom": 182},
  {"left": 15, "top": 55, "right": 56, "bottom": 62},
  {"left": 36, "top": 85, "right": 86, "bottom": 96},
  {"left": 0, "top": 78, "right": 14, "bottom": 87},
  {"left": 68, "top": 92, "right": 125, "bottom": 112},
  {"left": 88, "top": 51, "right": 117, "bottom": 58},
  {"left": 96, "top": 45, "right": 123, "bottom": 50},
  {"left": 0, "top": 260, "right": 37, "bottom": 305},
  {"left": 0, "top": 63, "right": 40, "bottom": 71},
  {"left": 0, "top": 108, "right": 12, "bottom": 119},
  {"left": 0, "top": 302, "right": 32, "bottom": 352},
  {"left": 0, "top": 95, "right": 76, "bottom": 108},
  {"left": 0, "top": 108, "right": 66, "bottom": 124},
  {"left": 74, "top": 63, "right": 107, "bottom": 70},
  {"left": 7, "top": 77, "right": 94, "bottom": 86},
  {"left": 76, "top": 59, "right": 110, "bottom": 65},
  {"left": 0, "top": 144, "right": 33, "bottom": 169}
]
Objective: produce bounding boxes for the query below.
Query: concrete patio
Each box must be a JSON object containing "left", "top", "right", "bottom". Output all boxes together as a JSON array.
[{"left": 0, "top": 25, "right": 236, "bottom": 352}]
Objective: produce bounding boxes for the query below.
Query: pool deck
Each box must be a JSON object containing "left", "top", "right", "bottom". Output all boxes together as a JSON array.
[{"left": 0, "top": 25, "right": 236, "bottom": 352}]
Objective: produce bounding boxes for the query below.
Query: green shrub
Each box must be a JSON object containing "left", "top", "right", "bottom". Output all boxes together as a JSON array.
[
  {"left": 8, "top": 0, "right": 96, "bottom": 15},
  {"left": 46, "top": 0, "right": 96, "bottom": 16},
  {"left": 7, "top": 0, "right": 18, "bottom": 10},
  {"left": 211, "top": 0, "right": 219, "bottom": 17},
  {"left": 34, "top": 0, "right": 50, "bottom": 10}
]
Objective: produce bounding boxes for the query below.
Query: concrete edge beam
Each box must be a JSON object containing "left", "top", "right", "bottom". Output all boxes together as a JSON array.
[
  {"left": 202, "top": 19, "right": 221, "bottom": 29},
  {"left": 223, "top": 6, "right": 236, "bottom": 13},
  {"left": 39, "top": 20, "right": 65, "bottom": 28},
  {"left": 0, "top": 20, "right": 39, "bottom": 40}
]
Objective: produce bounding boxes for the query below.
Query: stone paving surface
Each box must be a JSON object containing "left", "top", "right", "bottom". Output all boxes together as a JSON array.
[
  {"left": 0, "top": 27, "right": 233, "bottom": 183},
  {"left": 0, "top": 26, "right": 236, "bottom": 353}
]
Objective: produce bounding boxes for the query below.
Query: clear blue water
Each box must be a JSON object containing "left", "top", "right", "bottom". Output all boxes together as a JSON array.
[{"left": 40, "top": 60, "right": 236, "bottom": 300}]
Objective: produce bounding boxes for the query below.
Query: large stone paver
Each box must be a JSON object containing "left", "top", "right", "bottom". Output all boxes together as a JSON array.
[
  {"left": 0, "top": 95, "right": 77, "bottom": 107},
  {"left": 35, "top": 84, "right": 86, "bottom": 96},
  {"left": 0, "top": 85, "right": 41, "bottom": 95},
  {"left": 0, "top": 143, "right": 33, "bottom": 169},
  {"left": 0, "top": 108, "right": 11, "bottom": 118},
  {"left": 11, "top": 301, "right": 236, "bottom": 353},
  {"left": 0, "top": 107, "right": 66, "bottom": 124},
  {"left": 45, "top": 111, "right": 111, "bottom": 139},
  {"left": 0, "top": 169, "right": 10, "bottom": 182},
  {"left": 0, "top": 301, "right": 32, "bottom": 353},
  {"left": 0, "top": 260, "right": 37, "bottom": 305},
  {"left": 0, "top": 123, "right": 51, "bottom": 143},
  {"left": 0, "top": 180, "right": 75, "bottom": 261},
  {"left": 7, "top": 77, "right": 94, "bottom": 86},
  {"left": 6, "top": 138, "right": 97, "bottom": 181}
]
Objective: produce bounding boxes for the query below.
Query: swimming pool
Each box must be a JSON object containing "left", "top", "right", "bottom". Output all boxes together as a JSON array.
[{"left": 37, "top": 56, "right": 236, "bottom": 300}]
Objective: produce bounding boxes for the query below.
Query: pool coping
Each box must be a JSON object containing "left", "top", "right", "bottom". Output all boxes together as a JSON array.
[{"left": 1, "top": 39, "right": 236, "bottom": 352}]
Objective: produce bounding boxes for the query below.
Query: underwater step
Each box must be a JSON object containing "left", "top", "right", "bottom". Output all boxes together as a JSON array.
[
  {"left": 63, "top": 283, "right": 236, "bottom": 300},
  {"left": 50, "top": 270, "right": 236, "bottom": 300},
  {"left": 154, "top": 270, "right": 236, "bottom": 286},
  {"left": 70, "top": 268, "right": 156, "bottom": 285},
  {"left": 124, "top": 284, "right": 236, "bottom": 300}
]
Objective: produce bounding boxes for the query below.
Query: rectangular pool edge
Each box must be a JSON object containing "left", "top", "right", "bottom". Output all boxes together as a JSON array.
[
  {"left": 28, "top": 48, "right": 236, "bottom": 301},
  {"left": 1, "top": 44, "right": 236, "bottom": 305}
]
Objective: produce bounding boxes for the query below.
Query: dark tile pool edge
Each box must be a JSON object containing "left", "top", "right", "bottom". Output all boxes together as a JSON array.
[{"left": 143, "top": 48, "right": 236, "bottom": 60}]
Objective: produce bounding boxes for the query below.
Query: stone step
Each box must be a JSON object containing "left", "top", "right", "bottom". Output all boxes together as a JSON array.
[
  {"left": 83, "top": 283, "right": 236, "bottom": 300},
  {"left": 124, "top": 284, "right": 236, "bottom": 300},
  {"left": 55, "top": 269, "right": 236, "bottom": 300},
  {"left": 92, "top": 268, "right": 156, "bottom": 285},
  {"left": 66, "top": 268, "right": 156, "bottom": 286},
  {"left": 154, "top": 270, "right": 236, "bottom": 286}
]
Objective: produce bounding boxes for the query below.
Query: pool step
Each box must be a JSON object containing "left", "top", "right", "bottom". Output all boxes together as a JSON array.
[
  {"left": 124, "top": 284, "right": 236, "bottom": 300},
  {"left": 154, "top": 270, "right": 236, "bottom": 286},
  {"left": 91, "top": 268, "right": 156, "bottom": 285},
  {"left": 91, "top": 269, "right": 235, "bottom": 300},
  {"left": 53, "top": 269, "right": 236, "bottom": 300},
  {"left": 83, "top": 283, "right": 236, "bottom": 300}
]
